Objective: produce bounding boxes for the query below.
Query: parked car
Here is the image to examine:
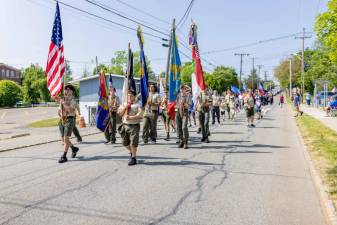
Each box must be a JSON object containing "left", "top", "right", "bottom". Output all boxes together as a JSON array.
[{"left": 317, "top": 91, "right": 335, "bottom": 105}]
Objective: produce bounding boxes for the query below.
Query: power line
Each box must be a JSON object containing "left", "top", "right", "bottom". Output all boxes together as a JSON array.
[
  {"left": 83, "top": 0, "right": 169, "bottom": 37},
  {"left": 202, "top": 32, "right": 309, "bottom": 55},
  {"left": 113, "top": 0, "right": 171, "bottom": 25},
  {"left": 176, "top": 0, "right": 194, "bottom": 28},
  {"left": 52, "top": 0, "right": 166, "bottom": 40},
  {"left": 89, "top": 0, "right": 169, "bottom": 33}
]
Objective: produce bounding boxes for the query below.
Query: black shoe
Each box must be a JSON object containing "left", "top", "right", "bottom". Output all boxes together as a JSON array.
[
  {"left": 164, "top": 134, "right": 170, "bottom": 141},
  {"left": 178, "top": 142, "right": 184, "bottom": 148},
  {"left": 77, "top": 137, "right": 82, "bottom": 143},
  {"left": 58, "top": 155, "right": 68, "bottom": 163},
  {"left": 251, "top": 124, "right": 256, "bottom": 128},
  {"left": 196, "top": 128, "right": 201, "bottom": 134},
  {"left": 205, "top": 138, "right": 210, "bottom": 143},
  {"left": 176, "top": 140, "right": 180, "bottom": 144},
  {"left": 143, "top": 139, "right": 148, "bottom": 144},
  {"left": 208, "top": 132, "right": 211, "bottom": 136},
  {"left": 201, "top": 138, "right": 205, "bottom": 142},
  {"left": 300, "top": 111, "right": 304, "bottom": 116},
  {"left": 183, "top": 143, "right": 188, "bottom": 149},
  {"left": 71, "top": 146, "right": 79, "bottom": 158},
  {"left": 128, "top": 157, "right": 137, "bottom": 166},
  {"left": 104, "top": 140, "right": 110, "bottom": 144}
]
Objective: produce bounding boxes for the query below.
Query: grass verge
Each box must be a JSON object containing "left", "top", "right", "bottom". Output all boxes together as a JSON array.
[
  {"left": 296, "top": 114, "right": 337, "bottom": 207},
  {"left": 29, "top": 118, "right": 59, "bottom": 128}
]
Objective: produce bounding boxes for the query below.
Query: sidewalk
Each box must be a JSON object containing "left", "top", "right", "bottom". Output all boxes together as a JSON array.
[
  {"left": 0, "top": 126, "right": 100, "bottom": 152},
  {"left": 302, "top": 104, "right": 337, "bottom": 133}
]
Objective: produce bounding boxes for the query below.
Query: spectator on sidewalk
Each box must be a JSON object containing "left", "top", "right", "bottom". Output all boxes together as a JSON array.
[
  {"left": 306, "top": 93, "right": 311, "bottom": 106},
  {"left": 294, "top": 92, "right": 303, "bottom": 117},
  {"left": 279, "top": 94, "right": 284, "bottom": 108},
  {"left": 324, "top": 96, "right": 337, "bottom": 117}
]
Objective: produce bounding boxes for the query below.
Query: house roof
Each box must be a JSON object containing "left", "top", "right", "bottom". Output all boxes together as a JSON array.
[
  {"left": 0, "top": 63, "right": 21, "bottom": 72},
  {"left": 69, "top": 73, "right": 144, "bottom": 84}
]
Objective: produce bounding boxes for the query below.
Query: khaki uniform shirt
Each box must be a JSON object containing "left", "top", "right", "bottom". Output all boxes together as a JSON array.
[
  {"left": 244, "top": 95, "right": 255, "bottom": 108},
  {"left": 212, "top": 94, "right": 221, "bottom": 107},
  {"left": 123, "top": 103, "right": 143, "bottom": 124},
  {"left": 108, "top": 95, "right": 120, "bottom": 112}
]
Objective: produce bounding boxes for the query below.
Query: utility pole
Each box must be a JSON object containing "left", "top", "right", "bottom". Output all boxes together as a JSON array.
[
  {"left": 295, "top": 27, "right": 312, "bottom": 102},
  {"left": 95, "top": 56, "right": 99, "bottom": 74},
  {"left": 257, "top": 65, "right": 262, "bottom": 88},
  {"left": 164, "top": 19, "right": 175, "bottom": 88},
  {"left": 234, "top": 53, "right": 249, "bottom": 90},
  {"left": 250, "top": 57, "right": 256, "bottom": 90},
  {"left": 289, "top": 57, "right": 292, "bottom": 98},
  {"left": 264, "top": 71, "right": 268, "bottom": 82}
]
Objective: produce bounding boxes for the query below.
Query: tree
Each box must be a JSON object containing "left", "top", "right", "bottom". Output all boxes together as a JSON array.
[
  {"left": 109, "top": 50, "right": 155, "bottom": 80},
  {"left": 22, "top": 64, "right": 50, "bottom": 103},
  {"left": 65, "top": 60, "right": 73, "bottom": 82},
  {"left": 181, "top": 62, "right": 194, "bottom": 86},
  {"left": 93, "top": 64, "right": 108, "bottom": 75},
  {"left": 315, "top": 0, "right": 337, "bottom": 64},
  {"left": 205, "top": 66, "right": 238, "bottom": 93},
  {"left": 274, "top": 55, "right": 302, "bottom": 90},
  {"left": 305, "top": 47, "right": 337, "bottom": 92},
  {"left": 0, "top": 80, "right": 22, "bottom": 107}
]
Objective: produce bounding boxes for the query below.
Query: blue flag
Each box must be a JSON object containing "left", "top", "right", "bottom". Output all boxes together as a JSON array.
[
  {"left": 231, "top": 85, "right": 240, "bottom": 94},
  {"left": 167, "top": 29, "right": 181, "bottom": 119},
  {"left": 96, "top": 70, "right": 110, "bottom": 132},
  {"left": 137, "top": 26, "right": 148, "bottom": 107}
]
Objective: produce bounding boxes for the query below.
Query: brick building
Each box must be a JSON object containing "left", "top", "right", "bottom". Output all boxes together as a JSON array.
[{"left": 0, "top": 63, "right": 22, "bottom": 84}]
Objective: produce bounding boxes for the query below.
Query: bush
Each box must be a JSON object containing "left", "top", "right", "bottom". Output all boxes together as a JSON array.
[{"left": 0, "top": 80, "right": 23, "bottom": 107}]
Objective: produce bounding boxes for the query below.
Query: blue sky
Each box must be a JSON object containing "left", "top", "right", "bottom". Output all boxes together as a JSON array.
[{"left": 0, "top": 0, "right": 328, "bottom": 81}]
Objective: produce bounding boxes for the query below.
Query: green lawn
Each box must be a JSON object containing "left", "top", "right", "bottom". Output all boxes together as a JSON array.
[
  {"left": 296, "top": 114, "right": 337, "bottom": 204},
  {"left": 29, "top": 118, "right": 60, "bottom": 128}
]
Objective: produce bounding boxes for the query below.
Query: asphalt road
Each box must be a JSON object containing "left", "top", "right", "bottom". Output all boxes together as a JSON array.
[{"left": 0, "top": 104, "right": 326, "bottom": 225}]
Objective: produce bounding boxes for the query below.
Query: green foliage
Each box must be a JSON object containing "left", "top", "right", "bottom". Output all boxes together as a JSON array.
[
  {"left": 274, "top": 46, "right": 337, "bottom": 93},
  {"left": 274, "top": 55, "right": 302, "bottom": 89},
  {"left": 93, "top": 64, "right": 109, "bottom": 75},
  {"left": 22, "top": 64, "right": 50, "bottom": 103},
  {"left": 181, "top": 62, "right": 194, "bottom": 86},
  {"left": 29, "top": 118, "right": 59, "bottom": 128},
  {"left": 205, "top": 66, "right": 238, "bottom": 93},
  {"left": 315, "top": 0, "right": 337, "bottom": 64},
  {"left": 0, "top": 80, "right": 22, "bottom": 107},
  {"left": 296, "top": 114, "right": 337, "bottom": 204}
]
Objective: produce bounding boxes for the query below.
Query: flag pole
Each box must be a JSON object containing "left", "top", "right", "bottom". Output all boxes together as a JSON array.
[{"left": 165, "top": 19, "right": 175, "bottom": 88}]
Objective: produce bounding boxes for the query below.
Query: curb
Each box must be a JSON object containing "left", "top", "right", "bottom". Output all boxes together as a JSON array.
[
  {"left": 294, "top": 113, "right": 337, "bottom": 225},
  {"left": 0, "top": 133, "right": 30, "bottom": 141},
  {"left": 0, "top": 131, "right": 101, "bottom": 153}
]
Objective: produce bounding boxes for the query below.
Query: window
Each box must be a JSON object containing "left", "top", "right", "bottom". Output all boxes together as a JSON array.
[
  {"left": 6, "top": 70, "right": 9, "bottom": 77},
  {"left": 11, "top": 71, "right": 14, "bottom": 78},
  {"left": 1, "top": 69, "right": 4, "bottom": 77}
]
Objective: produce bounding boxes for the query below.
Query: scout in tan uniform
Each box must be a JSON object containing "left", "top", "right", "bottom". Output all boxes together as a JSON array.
[
  {"left": 212, "top": 90, "right": 221, "bottom": 124},
  {"left": 104, "top": 88, "right": 120, "bottom": 144},
  {"left": 142, "top": 84, "right": 160, "bottom": 144},
  {"left": 160, "top": 89, "right": 171, "bottom": 141},
  {"left": 244, "top": 89, "right": 256, "bottom": 127},
  {"left": 118, "top": 90, "right": 143, "bottom": 166},
  {"left": 55, "top": 85, "right": 80, "bottom": 163},
  {"left": 176, "top": 85, "right": 191, "bottom": 149},
  {"left": 195, "top": 90, "right": 211, "bottom": 143}
]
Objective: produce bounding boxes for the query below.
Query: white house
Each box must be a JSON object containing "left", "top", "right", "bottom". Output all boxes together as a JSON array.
[{"left": 70, "top": 74, "right": 140, "bottom": 126}]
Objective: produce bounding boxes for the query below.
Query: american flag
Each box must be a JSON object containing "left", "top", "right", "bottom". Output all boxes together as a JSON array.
[{"left": 46, "top": 2, "right": 65, "bottom": 97}]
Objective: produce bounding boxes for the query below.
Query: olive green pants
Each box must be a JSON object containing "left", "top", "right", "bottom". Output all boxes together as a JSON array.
[{"left": 176, "top": 109, "right": 189, "bottom": 143}]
